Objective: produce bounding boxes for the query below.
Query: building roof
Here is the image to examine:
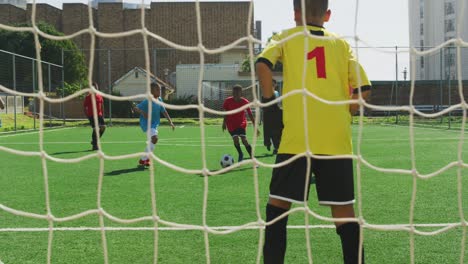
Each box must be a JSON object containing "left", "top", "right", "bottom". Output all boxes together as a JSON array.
[{"left": 112, "top": 66, "right": 175, "bottom": 95}]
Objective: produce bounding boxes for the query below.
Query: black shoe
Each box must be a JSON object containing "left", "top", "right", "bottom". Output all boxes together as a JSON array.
[
  {"left": 238, "top": 152, "right": 244, "bottom": 162},
  {"left": 266, "top": 145, "right": 271, "bottom": 151},
  {"left": 273, "top": 149, "right": 278, "bottom": 155},
  {"left": 92, "top": 145, "right": 99, "bottom": 150}
]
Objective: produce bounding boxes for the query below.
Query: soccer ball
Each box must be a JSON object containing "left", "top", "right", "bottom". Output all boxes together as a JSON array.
[{"left": 220, "top": 154, "right": 235, "bottom": 168}]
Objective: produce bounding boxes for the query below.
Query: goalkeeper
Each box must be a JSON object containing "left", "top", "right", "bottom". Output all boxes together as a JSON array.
[
  {"left": 133, "top": 82, "right": 175, "bottom": 167},
  {"left": 256, "top": 0, "right": 372, "bottom": 263}
]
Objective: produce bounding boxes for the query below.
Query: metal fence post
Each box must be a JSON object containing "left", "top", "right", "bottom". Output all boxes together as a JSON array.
[
  {"left": 395, "top": 46, "right": 399, "bottom": 124},
  {"left": 13, "top": 54, "right": 17, "bottom": 132},
  {"left": 61, "top": 49, "right": 65, "bottom": 126},
  {"left": 32, "top": 59, "right": 36, "bottom": 130},
  {"left": 108, "top": 48, "right": 112, "bottom": 126},
  {"left": 48, "top": 64, "right": 52, "bottom": 127}
]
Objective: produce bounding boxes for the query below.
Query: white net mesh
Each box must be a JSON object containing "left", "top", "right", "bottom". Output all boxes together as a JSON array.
[{"left": 0, "top": 0, "right": 467, "bottom": 263}]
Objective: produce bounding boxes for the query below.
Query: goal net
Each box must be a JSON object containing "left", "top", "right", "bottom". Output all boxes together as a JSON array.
[{"left": 0, "top": 0, "right": 467, "bottom": 264}]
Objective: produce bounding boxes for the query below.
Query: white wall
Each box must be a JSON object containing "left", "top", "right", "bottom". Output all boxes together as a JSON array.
[
  {"left": 176, "top": 64, "right": 254, "bottom": 98},
  {"left": 112, "top": 73, "right": 151, "bottom": 101},
  {"left": 410, "top": 0, "right": 468, "bottom": 80}
]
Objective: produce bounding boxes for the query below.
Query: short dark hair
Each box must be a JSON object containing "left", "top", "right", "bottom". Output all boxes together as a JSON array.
[
  {"left": 232, "top": 84, "right": 243, "bottom": 91},
  {"left": 150, "top": 82, "right": 161, "bottom": 91},
  {"left": 293, "top": 0, "right": 328, "bottom": 18}
]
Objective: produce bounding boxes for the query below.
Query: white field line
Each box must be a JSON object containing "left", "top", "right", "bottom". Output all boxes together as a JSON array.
[
  {"left": 376, "top": 123, "right": 468, "bottom": 133},
  {"left": 0, "top": 137, "right": 463, "bottom": 145},
  {"left": 0, "top": 127, "right": 75, "bottom": 138},
  {"left": 0, "top": 223, "right": 459, "bottom": 232}
]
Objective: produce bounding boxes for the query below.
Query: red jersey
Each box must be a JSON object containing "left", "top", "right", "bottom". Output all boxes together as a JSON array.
[
  {"left": 83, "top": 93, "right": 104, "bottom": 117},
  {"left": 223, "top": 96, "right": 252, "bottom": 132}
]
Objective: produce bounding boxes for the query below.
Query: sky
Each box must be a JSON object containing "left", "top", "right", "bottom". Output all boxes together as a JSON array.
[{"left": 26, "top": 0, "right": 410, "bottom": 80}]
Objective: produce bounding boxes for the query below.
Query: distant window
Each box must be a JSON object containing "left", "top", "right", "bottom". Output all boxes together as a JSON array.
[
  {"left": 445, "top": 2, "right": 455, "bottom": 15},
  {"left": 420, "top": 57, "right": 424, "bottom": 68},
  {"left": 135, "top": 71, "right": 139, "bottom": 78},
  {"left": 420, "top": 24, "right": 424, "bottom": 35},
  {"left": 444, "top": 53, "right": 455, "bottom": 68},
  {"left": 445, "top": 19, "right": 455, "bottom": 32},
  {"left": 420, "top": 8, "right": 424, "bottom": 18}
]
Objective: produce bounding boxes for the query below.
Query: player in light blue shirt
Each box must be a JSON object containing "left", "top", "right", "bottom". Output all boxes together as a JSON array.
[{"left": 133, "top": 82, "right": 175, "bottom": 167}]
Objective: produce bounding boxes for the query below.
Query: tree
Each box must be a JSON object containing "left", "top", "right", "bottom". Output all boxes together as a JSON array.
[
  {"left": 240, "top": 32, "right": 283, "bottom": 73},
  {"left": 0, "top": 22, "right": 87, "bottom": 88}
]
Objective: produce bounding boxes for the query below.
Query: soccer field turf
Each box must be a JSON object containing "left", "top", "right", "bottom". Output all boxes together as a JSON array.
[{"left": 1, "top": 124, "right": 467, "bottom": 263}]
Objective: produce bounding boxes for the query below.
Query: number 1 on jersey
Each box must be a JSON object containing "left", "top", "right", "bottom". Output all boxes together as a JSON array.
[{"left": 307, "top": 47, "right": 327, "bottom": 79}]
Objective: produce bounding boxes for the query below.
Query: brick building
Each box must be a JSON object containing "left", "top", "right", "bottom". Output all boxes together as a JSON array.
[{"left": 0, "top": 2, "right": 254, "bottom": 93}]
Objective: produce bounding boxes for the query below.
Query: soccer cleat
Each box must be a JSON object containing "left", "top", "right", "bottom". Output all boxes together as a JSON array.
[
  {"left": 138, "top": 159, "right": 146, "bottom": 167},
  {"left": 238, "top": 152, "right": 244, "bottom": 163},
  {"left": 266, "top": 145, "right": 271, "bottom": 151},
  {"left": 92, "top": 145, "right": 99, "bottom": 151},
  {"left": 144, "top": 159, "right": 151, "bottom": 167}
]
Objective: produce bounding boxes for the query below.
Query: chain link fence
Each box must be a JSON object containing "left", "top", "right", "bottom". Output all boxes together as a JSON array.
[{"left": 0, "top": 49, "right": 64, "bottom": 132}]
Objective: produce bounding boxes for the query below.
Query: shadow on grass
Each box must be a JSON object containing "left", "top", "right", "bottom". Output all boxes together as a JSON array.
[
  {"left": 199, "top": 165, "right": 259, "bottom": 177},
  {"left": 105, "top": 167, "right": 146, "bottom": 176},
  {"left": 255, "top": 153, "right": 276, "bottom": 158},
  {"left": 50, "top": 149, "right": 95, "bottom": 155}
]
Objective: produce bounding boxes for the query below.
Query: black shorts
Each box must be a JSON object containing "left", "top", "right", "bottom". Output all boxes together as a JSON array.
[
  {"left": 229, "top": 127, "right": 246, "bottom": 137},
  {"left": 88, "top": 116, "right": 105, "bottom": 128},
  {"left": 270, "top": 154, "right": 355, "bottom": 205}
]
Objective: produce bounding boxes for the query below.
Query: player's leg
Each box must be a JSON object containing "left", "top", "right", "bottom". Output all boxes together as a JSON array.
[
  {"left": 264, "top": 154, "right": 311, "bottom": 264},
  {"left": 332, "top": 204, "right": 364, "bottom": 264},
  {"left": 230, "top": 129, "right": 244, "bottom": 162},
  {"left": 236, "top": 127, "right": 252, "bottom": 158},
  {"left": 263, "top": 122, "right": 271, "bottom": 151},
  {"left": 88, "top": 117, "right": 99, "bottom": 150},
  {"left": 264, "top": 196, "right": 291, "bottom": 264},
  {"left": 90, "top": 116, "right": 106, "bottom": 150},
  {"left": 232, "top": 135, "right": 244, "bottom": 162},
  {"left": 240, "top": 136, "right": 252, "bottom": 158},
  {"left": 313, "top": 158, "right": 364, "bottom": 264},
  {"left": 140, "top": 128, "right": 158, "bottom": 166},
  {"left": 271, "top": 129, "right": 282, "bottom": 155},
  {"left": 98, "top": 116, "right": 106, "bottom": 138}
]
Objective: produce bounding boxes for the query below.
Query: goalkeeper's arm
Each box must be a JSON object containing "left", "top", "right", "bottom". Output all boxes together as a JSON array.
[
  {"left": 350, "top": 86, "right": 372, "bottom": 115},
  {"left": 256, "top": 61, "right": 274, "bottom": 99},
  {"left": 256, "top": 61, "right": 281, "bottom": 112}
]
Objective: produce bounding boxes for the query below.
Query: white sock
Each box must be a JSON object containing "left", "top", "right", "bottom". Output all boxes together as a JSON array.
[{"left": 141, "top": 143, "right": 155, "bottom": 160}]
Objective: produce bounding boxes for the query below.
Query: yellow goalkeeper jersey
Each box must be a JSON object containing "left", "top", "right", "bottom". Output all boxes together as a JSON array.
[{"left": 257, "top": 25, "right": 371, "bottom": 155}]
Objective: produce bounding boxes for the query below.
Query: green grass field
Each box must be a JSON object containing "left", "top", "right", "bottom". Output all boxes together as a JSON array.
[{"left": 1, "top": 123, "right": 467, "bottom": 263}]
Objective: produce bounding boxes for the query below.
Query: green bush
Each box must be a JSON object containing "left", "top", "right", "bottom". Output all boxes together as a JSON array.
[
  {"left": 165, "top": 95, "right": 199, "bottom": 118},
  {"left": 104, "top": 91, "right": 135, "bottom": 118},
  {"left": 55, "top": 82, "right": 84, "bottom": 97}
]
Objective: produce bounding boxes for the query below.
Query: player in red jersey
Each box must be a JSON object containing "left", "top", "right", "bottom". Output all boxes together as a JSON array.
[
  {"left": 83, "top": 82, "right": 106, "bottom": 150},
  {"left": 222, "top": 85, "right": 258, "bottom": 162}
]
